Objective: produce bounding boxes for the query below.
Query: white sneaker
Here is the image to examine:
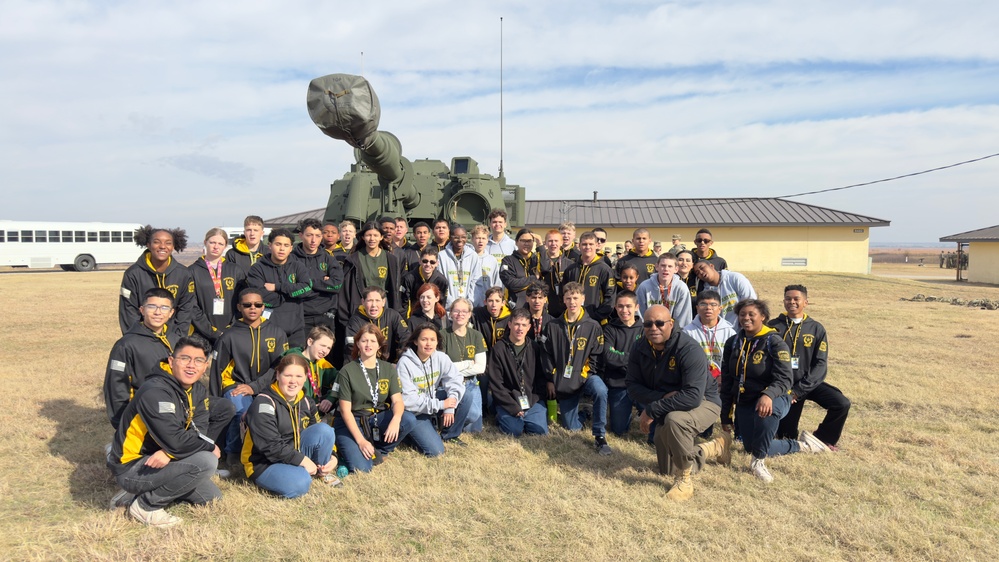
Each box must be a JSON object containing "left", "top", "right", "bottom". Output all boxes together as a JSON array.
[
  {"left": 129, "top": 501, "right": 182, "bottom": 528},
  {"left": 798, "top": 430, "right": 831, "bottom": 453},
  {"left": 750, "top": 457, "right": 773, "bottom": 484},
  {"left": 214, "top": 468, "right": 232, "bottom": 479}
]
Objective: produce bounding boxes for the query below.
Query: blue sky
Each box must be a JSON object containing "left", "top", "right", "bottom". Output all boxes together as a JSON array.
[{"left": 2, "top": 0, "right": 997, "bottom": 243}]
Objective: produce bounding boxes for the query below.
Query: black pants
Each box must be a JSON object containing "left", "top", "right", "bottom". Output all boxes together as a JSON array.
[{"left": 776, "top": 382, "right": 851, "bottom": 446}]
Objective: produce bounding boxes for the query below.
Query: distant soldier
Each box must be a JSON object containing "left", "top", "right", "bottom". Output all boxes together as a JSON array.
[{"left": 669, "top": 234, "right": 687, "bottom": 256}]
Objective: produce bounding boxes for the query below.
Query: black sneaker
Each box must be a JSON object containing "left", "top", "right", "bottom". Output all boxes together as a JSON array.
[
  {"left": 372, "top": 453, "right": 386, "bottom": 467},
  {"left": 595, "top": 436, "right": 613, "bottom": 456},
  {"left": 445, "top": 437, "right": 468, "bottom": 448},
  {"left": 108, "top": 489, "right": 134, "bottom": 510}
]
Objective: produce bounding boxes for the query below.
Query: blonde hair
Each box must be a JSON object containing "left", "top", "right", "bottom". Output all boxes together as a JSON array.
[{"left": 204, "top": 227, "right": 228, "bottom": 244}]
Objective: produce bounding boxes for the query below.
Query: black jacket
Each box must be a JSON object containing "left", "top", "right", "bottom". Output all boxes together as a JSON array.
[
  {"left": 401, "top": 268, "right": 450, "bottom": 311},
  {"left": 344, "top": 306, "right": 411, "bottom": 363},
  {"left": 767, "top": 314, "right": 829, "bottom": 399},
  {"left": 473, "top": 305, "right": 512, "bottom": 350},
  {"left": 108, "top": 365, "right": 216, "bottom": 474},
  {"left": 488, "top": 337, "right": 547, "bottom": 417},
  {"left": 246, "top": 254, "right": 314, "bottom": 338},
  {"left": 597, "top": 315, "right": 643, "bottom": 388},
  {"left": 189, "top": 256, "right": 246, "bottom": 342},
  {"left": 241, "top": 383, "right": 322, "bottom": 480},
  {"left": 541, "top": 310, "right": 605, "bottom": 397},
  {"left": 224, "top": 237, "right": 264, "bottom": 275},
  {"left": 539, "top": 253, "right": 572, "bottom": 317},
  {"left": 118, "top": 251, "right": 196, "bottom": 338},
  {"left": 103, "top": 323, "right": 179, "bottom": 428},
  {"left": 626, "top": 330, "right": 721, "bottom": 424},
  {"left": 500, "top": 251, "right": 541, "bottom": 309},
  {"left": 616, "top": 249, "right": 658, "bottom": 283},
  {"left": 720, "top": 327, "right": 793, "bottom": 424},
  {"left": 338, "top": 249, "right": 406, "bottom": 323},
  {"left": 209, "top": 319, "right": 289, "bottom": 396},
  {"left": 562, "top": 256, "right": 616, "bottom": 323},
  {"left": 291, "top": 243, "right": 344, "bottom": 318}
]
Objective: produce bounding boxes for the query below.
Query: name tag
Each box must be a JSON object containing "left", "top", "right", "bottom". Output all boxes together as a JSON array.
[
  {"left": 518, "top": 395, "right": 531, "bottom": 410},
  {"left": 563, "top": 365, "right": 573, "bottom": 379},
  {"left": 262, "top": 309, "right": 272, "bottom": 320},
  {"left": 213, "top": 298, "right": 225, "bottom": 316},
  {"left": 791, "top": 357, "right": 800, "bottom": 370}
]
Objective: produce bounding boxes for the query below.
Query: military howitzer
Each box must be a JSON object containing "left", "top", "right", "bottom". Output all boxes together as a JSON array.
[{"left": 307, "top": 73, "right": 525, "bottom": 229}]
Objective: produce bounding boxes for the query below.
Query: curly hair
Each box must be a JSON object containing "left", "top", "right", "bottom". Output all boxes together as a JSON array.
[{"left": 133, "top": 225, "right": 188, "bottom": 252}]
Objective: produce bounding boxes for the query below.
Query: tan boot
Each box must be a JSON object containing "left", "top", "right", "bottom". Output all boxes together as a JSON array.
[
  {"left": 666, "top": 468, "right": 694, "bottom": 501},
  {"left": 699, "top": 432, "right": 733, "bottom": 466}
]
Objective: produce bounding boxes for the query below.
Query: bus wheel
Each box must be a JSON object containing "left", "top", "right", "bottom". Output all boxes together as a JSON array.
[{"left": 74, "top": 254, "right": 96, "bottom": 272}]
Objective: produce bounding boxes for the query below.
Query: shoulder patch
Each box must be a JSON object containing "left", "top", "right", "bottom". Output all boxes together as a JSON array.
[
  {"left": 258, "top": 402, "right": 276, "bottom": 415},
  {"left": 110, "top": 360, "right": 126, "bottom": 372},
  {"left": 158, "top": 402, "right": 176, "bottom": 414},
  {"left": 120, "top": 286, "right": 131, "bottom": 299},
  {"left": 777, "top": 350, "right": 791, "bottom": 362},
  {"left": 819, "top": 341, "right": 827, "bottom": 352}
]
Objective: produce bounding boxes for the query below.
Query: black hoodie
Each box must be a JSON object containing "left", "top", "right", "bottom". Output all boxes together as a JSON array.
[
  {"left": 246, "top": 254, "right": 313, "bottom": 339},
  {"left": 103, "top": 323, "right": 179, "bottom": 428},
  {"left": 241, "top": 382, "right": 322, "bottom": 480},
  {"left": 118, "top": 250, "right": 196, "bottom": 338},
  {"left": 189, "top": 256, "right": 246, "bottom": 342},
  {"left": 291, "top": 243, "right": 344, "bottom": 318},
  {"left": 626, "top": 329, "right": 721, "bottom": 424},
  {"left": 597, "top": 314, "right": 643, "bottom": 388},
  {"left": 209, "top": 318, "right": 289, "bottom": 397}
]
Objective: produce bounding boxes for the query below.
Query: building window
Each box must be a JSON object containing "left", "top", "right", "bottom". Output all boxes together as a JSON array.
[{"left": 781, "top": 257, "right": 808, "bottom": 267}]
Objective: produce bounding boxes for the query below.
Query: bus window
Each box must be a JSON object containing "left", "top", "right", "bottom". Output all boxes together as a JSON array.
[
  {"left": 111, "top": 231, "right": 122, "bottom": 243},
  {"left": 62, "top": 231, "right": 73, "bottom": 242},
  {"left": 49, "top": 230, "right": 60, "bottom": 242},
  {"left": 99, "top": 231, "right": 110, "bottom": 242},
  {"left": 124, "top": 231, "right": 134, "bottom": 243},
  {"left": 35, "top": 230, "right": 47, "bottom": 242},
  {"left": 87, "top": 232, "right": 97, "bottom": 242},
  {"left": 0, "top": 231, "right": 4, "bottom": 242},
  {"left": 75, "top": 231, "right": 85, "bottom": 242},
  {"left": 21, "top": 230, "right": 33, "bottom": 242},
  {"left": 8, "top": 231, "right": 18, "bottom": 242}
]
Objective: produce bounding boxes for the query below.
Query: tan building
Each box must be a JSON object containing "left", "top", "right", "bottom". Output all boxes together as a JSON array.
[
  {"left": 940, "top": 225, "right": 999, "bottom": 285},
  {"left": 525, "top": 198, "right": 890, "bottom": 274}
]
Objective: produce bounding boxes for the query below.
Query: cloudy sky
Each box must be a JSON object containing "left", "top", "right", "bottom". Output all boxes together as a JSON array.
[{"left": 2, "top": 1, "right": 997, "bottom": 243}]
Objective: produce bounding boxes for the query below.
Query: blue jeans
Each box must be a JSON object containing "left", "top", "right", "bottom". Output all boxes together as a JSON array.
[
  {"left": 252, "top": 423, "right": 336, "bottom": 499},
  {"left": 223, "top": 389, "right": 255, "bottom": 455},
  {"left": 115, "top": 450, "right": 220, "bottom": 510},
  {"left": 334, "top": 410, "right": 418, "bottom": 473},
  {"left": 496, "top": 403, "right": 549, "bottom": 437},
  {"left": 607, "top": 386, "right": 634, "bottom": 437},
  {"left": 407, "top": 415, "right": 446, "bottom": 457},
  {"left": 437, "top": 386, "right": 474, "bottom": 440},
  {"left": 558, "top": 375, "right": 608, "bottom": 438},
  {"left": 478, "top": 374, "right": 495, "bottom": 417},
  {"left": 462, "top": 378, "right": 483, "bottom": 434},
  {"left": 735, "top": 394, "right": 799, "bottom": 459}
]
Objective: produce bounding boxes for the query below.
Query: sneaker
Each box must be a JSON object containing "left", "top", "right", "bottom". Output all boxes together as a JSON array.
[
  {"left": 322, "top": 473, "right": 344, "bottom": 488},
  {"left": 108, "top": 489, "right": 134, "bottom": 511},
  {"left": 750, "top": 457, "right": 773, "bottom": 484},
  {"left": 798, "top": 430, "right": 830, "bottom": 453},
  {"left": 444, "top": 437, "right": 468, "bottom": 448},
  {"left": 225, "top": 452, "right": 241, "bottom": 469},
  {"left": 371, "top": 453, "right": 385, "bottom": 467},
  {"left": 128, "top": 501, "right": 182, "bottom": 528},
  {"left": 595, "top": 436, "right": 613, "bottom": 456},
  {"left": 214, "top": 468, "right": 232, "bottom": 479}
]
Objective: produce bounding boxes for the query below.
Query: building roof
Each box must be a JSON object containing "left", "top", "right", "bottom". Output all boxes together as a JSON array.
[
  {"left": 524, "top": 198, "right": 890, "bottom": 228},
  {"left": 266, "top": 198, "right": 891, "bottom": 229},
  {"left": 940, "top": 224, "right": 999, "bottom": 243}
]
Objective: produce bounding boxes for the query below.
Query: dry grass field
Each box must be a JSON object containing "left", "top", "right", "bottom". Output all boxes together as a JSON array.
[{"left": 1, "top": 270, "right": 998, "bottom": 561}]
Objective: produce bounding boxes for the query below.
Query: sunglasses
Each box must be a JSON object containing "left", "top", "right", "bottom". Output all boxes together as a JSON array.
[
  {"left": 422, "top": 259, "right": 437, "bottom": 265},
  {"left": 694, "top": 238, "right": 712, "bottom": 244},
  {"left": 595, "top": 237, "right": 606, "bottom": 243},
  {"left": 643, "top": 319, "right": 670, "bottom": 328},
  {"left": 240, "top": 302, "right": 265, "bottom": 308}
]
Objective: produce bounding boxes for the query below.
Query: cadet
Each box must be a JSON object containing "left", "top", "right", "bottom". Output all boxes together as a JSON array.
[
  {"left": 224, "top": 215, "right": 266, "bottom": 274},
  {"left": 539, "top": 229, "right": 571, "bottom": 318},
  {"left": 401, "top": 246, "right": 449, "bottom": 313},
  {"left": 486, "top": 208, "right": 517, "bottom": 262},
  {"left": 290, "top": 218, "right": 344, "bottom": 332},
  {"left": 190, "top": 228, "right": 245, "bottom": 343},
  {"left": 344, "top": 286, "right": 410, "bottom": 363},
  {"left": 635, "top": 253, "right": 693, "bottom": 327},
  {"left": 118, "top": 225, "right": 196, "bottom": 338},
  {"left": 615, "top": 227, "right": 658, "bottom": 283},
  {"left": 247, "top": 228, "right": 314, "bottom": 348},
  {"left": 691, "top": 261, "right": 756, "bottom": 325},
  {"left": 562, "top": 232, "right": 616, "bottom": 324},
  {"left": 500, "top": 228, "right": 541, "bottom": 310},
  {"left": 489, "top": 308, "right": 549, "bottom": 437},
  {"left": 437, "top": 225, "right": 477, "bottom": 306},
  {"left": 598, "top": 290, "right": 643, "bottom": 437}
]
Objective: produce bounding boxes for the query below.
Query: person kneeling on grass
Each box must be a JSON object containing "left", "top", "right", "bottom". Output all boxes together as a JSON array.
[
  {"left": 241, "top": 354, "right": 341, "bottom": 497},
  {"left": 720, "top": 299, "right": 830, "bottom": 484},
  {"left": 397, "top": 324, "right": 469, "bottom": 450},
  {"left": 283, "top": 325, "right": 340, "bottom": 418},
  {"left": 107, "top": 336, "right": 234, "bottom": 528},
  {"left": 488, "top": 308, "right": 549, "bottom": 437},
  {"left": 333, "top": 324, "right": 417, "bottom": 473}
]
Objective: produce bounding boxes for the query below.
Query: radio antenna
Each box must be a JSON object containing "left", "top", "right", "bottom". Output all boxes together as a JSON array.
[
  {"left": 360, "top": 51, "right": 364, "bottom": 76},
  {"left": 498, "top": 16, "right": 504, "bottom": 179}
]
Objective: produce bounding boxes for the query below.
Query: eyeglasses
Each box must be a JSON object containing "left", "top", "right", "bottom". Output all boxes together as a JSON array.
[
  {"left": 421, "top": 259, "right": 437, "bottom": 265},
  {"left": 697, "top": 302, "right": 721, "bottom": 308},
  {"left": 451, "top": 309, "right": 471, "bottom": 316},
  {"left": 643, "top": 319, "right": 671, "bottom": 328},
  {"left": 174, "top": 355, "right": 209, "bottom": 366},
  {"left": 143, "top": 304, "right": 173, "bottom": 313},
  {"left": 694, "top": 238, "right": 712, "bottom": 244},
  {"left": 517, "top": 238, "right": 534, "bottom": 244},
  {"left": 595, "top": 237, "right": 606, "bottom": 243},
  {"left": 240, "top": 302, "right": 265, "bottom": 308}
]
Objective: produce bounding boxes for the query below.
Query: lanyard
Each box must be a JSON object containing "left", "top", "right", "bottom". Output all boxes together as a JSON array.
[
  {"left": 564, "top": 311, "right": 582, "bottom": 365},
  {"left": 701, "top": 322, "right": 719, "bottom": 358},
  {"left": 509, "top": 342, "right": 530, "bottom": 394},
  {"left": 307, "top": 359, "right": 321, "bottom": 397},
  {"left": 206, "top": 259, "right": 224, "bottom": 298},
  {"left": 780, "top": 318, "right": 803, "bottom": 356},
  {"left": 659, "top": 276, "right": 673, "bottom": 306},
  {"left": 183, "top": 388, "right": 194, "bottom": 429},
  {"left": 359, "top": 360, "right": 381, "bottom": 409},
  {"left": 735, "top": 335, "right": 764, "bottom": 395}
]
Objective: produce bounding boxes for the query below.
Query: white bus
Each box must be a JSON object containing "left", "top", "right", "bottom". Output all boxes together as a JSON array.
[{"left": 0, "top": 221, "right": 145, "bottom": 271}]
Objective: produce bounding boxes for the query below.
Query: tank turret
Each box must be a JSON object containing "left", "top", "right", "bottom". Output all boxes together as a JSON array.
[{"left": 306, "top": 73, "right": 525, "bottom": 228}]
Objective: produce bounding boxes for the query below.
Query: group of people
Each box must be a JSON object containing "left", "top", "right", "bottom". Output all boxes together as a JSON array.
[{"left": 104, "top": 211, "right": 852, "bottom": 527}]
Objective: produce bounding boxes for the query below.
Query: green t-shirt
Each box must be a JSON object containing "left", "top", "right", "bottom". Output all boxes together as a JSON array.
[
  {"left": 358, "top": 250, "right": 389, "bottom": 289},
  {"left": 335, "top": 359, "right": 401, "bottom": 413},
  {"left": 441, "top": 326, "right": 488, "bottom": 364}
]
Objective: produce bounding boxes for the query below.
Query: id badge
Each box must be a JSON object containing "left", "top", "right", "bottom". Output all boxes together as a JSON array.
[
  {"left": 791, "top": 357, "right": 800, "bottom": 370},
  {"left": 262, "top": 309, "right": 272, "bottom": 320},
  {"left": 212, "top": 298, "right": 225, "bottom": 315},
  {"left": 563, "top": 365, "right": 573, "bottom": 379},
  {"left": 371, "top": 425, "right": 381, "bottom": 442},
  {"left": 518, "top": 395, "right": 531, "bottom": 410}
]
